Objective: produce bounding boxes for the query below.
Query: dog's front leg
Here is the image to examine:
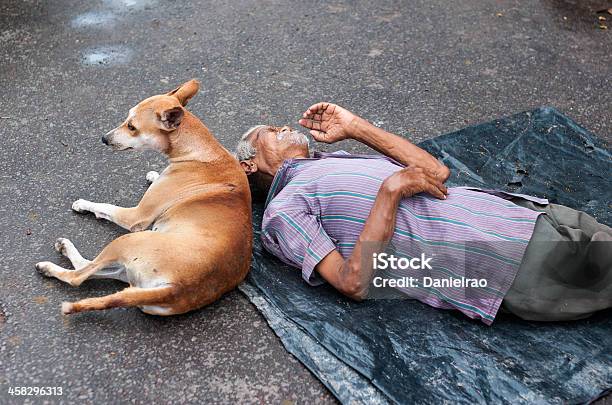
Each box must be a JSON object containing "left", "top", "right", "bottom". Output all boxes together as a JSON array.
[{"left": 72, "top": 199, "right": 152, "bottom": 232}]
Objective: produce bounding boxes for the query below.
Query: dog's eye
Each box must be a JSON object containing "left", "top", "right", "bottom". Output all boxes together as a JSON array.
[{"left": 127, "top": 122, "right": 136, "bottom": 131}]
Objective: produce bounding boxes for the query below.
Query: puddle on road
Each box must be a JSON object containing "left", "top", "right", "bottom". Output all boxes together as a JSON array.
[
  {"left": 103, "top": 0, "right": 156, "bottom": 10},
  {"left": 82, "top": 45, "right": 131, "bottom": 66},
  {"left": 72, "top": 11, "right": 117, "bottom": 28},
  {"left": 73, "top": 0, "right": 152, "bottom": 67}
]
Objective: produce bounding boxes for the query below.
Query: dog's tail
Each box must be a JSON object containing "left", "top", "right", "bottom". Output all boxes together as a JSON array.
[{"left": 61, "top": 286, "right": 176, "bottom": 315}]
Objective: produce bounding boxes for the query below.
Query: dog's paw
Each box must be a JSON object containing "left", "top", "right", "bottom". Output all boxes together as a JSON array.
[
  {"left": 61, "top": 302, "right": 75, "bottom": 315},
  {"left": 146, "top": 171, "right": 160, "bottom": 183},
  {"left": 35, "top": 261, "right": 54, "bottom": 277},
  {"left": 54, "top": 238, "right": 72, "bottom": 255},
  {"left": 71, "top": 199, "right": 89, "bottom": 213}
]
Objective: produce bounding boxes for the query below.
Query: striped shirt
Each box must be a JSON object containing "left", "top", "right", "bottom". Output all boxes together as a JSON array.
[{"left": 261, "top": 151, "right": 545, "bottom": 324}]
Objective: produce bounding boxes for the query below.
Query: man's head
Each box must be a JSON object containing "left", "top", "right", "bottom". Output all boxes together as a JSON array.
[
  {"left": 235, "top": 125, "right": 310, "bottom": 177},
  {"left": 235, "top": 125, "right": 310, "bottom": 200}
]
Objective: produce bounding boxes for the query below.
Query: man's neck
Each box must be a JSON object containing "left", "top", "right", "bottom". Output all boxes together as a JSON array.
[{"left": 268, "top": 150, "right": 310, "bottom": 175}]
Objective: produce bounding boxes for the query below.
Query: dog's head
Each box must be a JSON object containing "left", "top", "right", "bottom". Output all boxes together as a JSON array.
[{"left": 102, "top": 79, "right": 200, "bottom": 153}]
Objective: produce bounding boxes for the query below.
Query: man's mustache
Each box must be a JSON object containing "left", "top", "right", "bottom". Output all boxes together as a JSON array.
[{"left": 277, "top": 130, "right": 310, "bottom": 146}]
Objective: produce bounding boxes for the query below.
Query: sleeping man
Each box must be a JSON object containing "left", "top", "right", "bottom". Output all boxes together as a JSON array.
[{"left": 234, "top": 102, "right": 611, "bottom": 325}]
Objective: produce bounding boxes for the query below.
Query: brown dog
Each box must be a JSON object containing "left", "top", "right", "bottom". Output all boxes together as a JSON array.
[{"left": 36, "top": 80, "right": 253, "bottom": 315}]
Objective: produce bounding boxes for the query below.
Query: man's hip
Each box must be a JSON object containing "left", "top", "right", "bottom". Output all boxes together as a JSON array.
[{"left": 502, "top": 200, "right": 612, "bottom": 321}]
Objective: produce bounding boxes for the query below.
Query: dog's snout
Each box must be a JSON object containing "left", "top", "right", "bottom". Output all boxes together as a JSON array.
[{"left": 102, "top": 130, "right": 114, "bottom": 145}]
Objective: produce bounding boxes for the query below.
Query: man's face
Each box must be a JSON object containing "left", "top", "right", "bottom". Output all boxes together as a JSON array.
[{"left": 241, "top": 125, "right": 309, "bottom": 177}]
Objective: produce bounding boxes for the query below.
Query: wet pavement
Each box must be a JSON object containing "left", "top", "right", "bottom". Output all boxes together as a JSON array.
[{"left": 0, "top": 0, "right": 610, "bottom": 403}]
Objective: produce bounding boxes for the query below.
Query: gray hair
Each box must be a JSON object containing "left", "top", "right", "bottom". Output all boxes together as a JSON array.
[{"left": 234, "top": 125, "right": 265, "bottom": 161}]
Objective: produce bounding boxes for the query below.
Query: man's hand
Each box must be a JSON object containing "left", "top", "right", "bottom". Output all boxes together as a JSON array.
[
  {"left": 298, "top": 102, "right": 358, "bottom": 144},
  {"left": 382, "top": 167, "right": 448, "bottom": 200}
]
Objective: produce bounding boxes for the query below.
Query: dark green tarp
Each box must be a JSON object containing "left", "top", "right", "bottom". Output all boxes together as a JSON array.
[{"left": 241, "top": 107, "right": 612, "bottom": 404}]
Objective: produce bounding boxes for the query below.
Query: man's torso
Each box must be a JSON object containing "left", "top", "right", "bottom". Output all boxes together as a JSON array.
[{"left": 263, "top": 153, "right": 542, "bottom": 324}]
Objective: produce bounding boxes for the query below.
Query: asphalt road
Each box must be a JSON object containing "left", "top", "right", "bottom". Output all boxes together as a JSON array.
[{"left": 0, "top": 0, "right": 610, "bottom": 403}]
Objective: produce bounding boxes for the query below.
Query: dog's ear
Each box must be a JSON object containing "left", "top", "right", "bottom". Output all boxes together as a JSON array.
[
  {"left": 166, "top": 79, "right": 200, "bottom": 106},
  {"left": 159, "top": 106, "right": 184, "bottom": 130}
]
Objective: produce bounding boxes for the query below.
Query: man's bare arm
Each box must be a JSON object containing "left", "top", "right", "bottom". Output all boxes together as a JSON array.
[
  {"left": 351, "top": 117, "right": 450, "bottom": 181},
  {"left": 299, "top": 102, "right": 450, "bottom": 181},
  {"left": 315, "top": 167, "right": 448, "bottom": 300}
]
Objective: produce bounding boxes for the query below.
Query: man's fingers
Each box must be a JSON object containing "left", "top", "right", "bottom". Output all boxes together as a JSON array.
[
  {"left": 306, "top": 102, "right": 326, "bottom": 112},
  {"left": 434, "top": 178, "right": 448, "bottom": 195},
  {"left": 298, "top": 118, "right": 313, "bottom": 129},
  {"left": 304, "top": 102, "right": 329, "bottom": 117},
  {"left": 417, "top": 174, "right": 447, "bottom": 200},
  {"left": 431, "top": 179, "right": 448, "bottom": 198},
  {"left": 432, "top": 180, "right": 448, "bottom": 197},
  {"left": 436, "top": 184, "right": 448, "bottom": 198},
  {"left": 310, "top": 130, "right": 329, "bottom": 142},
  {"left": 299, "top": 118, "right": 324, "bottom": 131},
  {"left": 303, "top": 110, "right": 319, "bottom": 118},
  {"left": 416, "top": 169, "right": 448, "bottom": 197},
  {"left": 426, "top": 174, "right": 448, "bottom": 196},
  {"left": 310, "top": 130, "right": 322, "bottom": 137},
  {"left": 426, "top": 182, "right": 447, "bottom": 200}
]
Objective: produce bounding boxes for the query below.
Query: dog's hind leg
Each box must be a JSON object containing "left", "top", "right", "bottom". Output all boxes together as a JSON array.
[
  {"left": 36, "top": 259, "right": 124, "bottom": 287},
  {"left": 61, "top": 285, "right": 176, "bottom": 315},
  {"left": 37, "top": 230, "right": 172, "bottom": 287},
  {"left": 38, "top": 231, "right": 186, "bottom": 314},
  {"left": 54, "top": 238, "right": 91, "bottom": 269}
]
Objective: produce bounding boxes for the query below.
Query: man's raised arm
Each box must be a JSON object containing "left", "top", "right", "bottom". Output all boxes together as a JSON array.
[{"left": 299, "top": 102, "right": 450, "bottom": 181}]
